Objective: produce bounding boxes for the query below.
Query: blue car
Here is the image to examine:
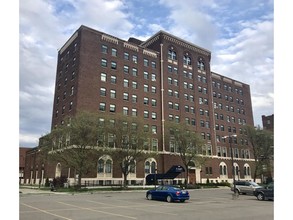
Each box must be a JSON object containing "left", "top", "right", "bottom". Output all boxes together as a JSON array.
[{"left": 146, "top": 185, "right": 190, "bottom": 203}]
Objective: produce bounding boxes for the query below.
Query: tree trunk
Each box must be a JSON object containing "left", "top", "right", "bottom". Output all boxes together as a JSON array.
[{"left": 123, "top": 172, "right": 128, "bottom": 189}]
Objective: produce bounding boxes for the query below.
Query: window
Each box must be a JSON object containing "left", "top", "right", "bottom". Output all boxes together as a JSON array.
[
  {"left": 174, "top": 79, "right": 178, "bottom": 86},
  {"left": 151, "top": 99, "right": 157, "bottom": 107},
  {"left": 124, "top": 65, "right": 129, "bottom": 74},
  {"left": 168, "top": 49, "right": 177, "bottom": 60},
  {"left": 132, "top": 108, "right": 137, "bottom": 116},
  {"left": 151, "top": 61, "right": 156, "bottom": 68},
  {"left": 151, "top": 125, "right": 157, "bottom": 134},
  {"left": 197, "top": 58, "right": 205, "bottom": 70},
  {"left": 144, "top": 71, "right": 149, "bottom": 79},
  {"left": 152, "top": 139, "right": 158, "bottom": 151},
  {"left": 132, "top": 68, "right": 138, "bottom": 76},
  {"left": 111, "top": 75, "right": 116, "bottom": 84},
  {"left": 70, "top": 86, "right": 74, "bottom": 96},
  {"left": 151, "top": 73, "right": 156, "bottom": 81},
  {"left": 132, "top": 55, "right": 138, "bottom": 63},
  {"left": 71, "top": 71, "right": 75, "bottom": 80},
  {"left": 101, "top": 59, "right": 107, "bottom": 67},
  {"left": 174, "top": 67, "right": 178, "bottom": 74},
  {"left": 69, "top": 101, "right": 73, "bottom": 111},
  {"left": 124, "top": 52, "right": 129, "bottom": 60},
  {"left": 151, "top": 86, "right": 156, "bottom": 93},
  {"left": 109, "top": 104, "right": 116, "bottom": 112},
  {"left": 101, "top": 73, "right": 106, "bottom": 82},
  {"left": 152, "top": 112, "right": 157, "bottom": 120},
  {"left": 124, "top": 79, "right": 129, "bottom": 87},
  {"left": 100, "top": 88, "right": 106, "bottom": 96},
  {"left": 99, "top": 102, "right": 106, "bottom": 111},
  {"left": 111, "top": 48, "right": 117, "bottom": 56},
  {"left": 174, "top": 91, "right": 179, "bottom": 98},
  {"left": 144, "top": 110, "right": 149, "bottom": 118},
  {"left": 132, "top": 95, "right": 137, "bottom": 103},
  {"left": 144, "top": 58, "right": 149, "bottom": 66},
  {"left": 132, "top": 81, "right": 138, "bottom": 89},
  {"left": 183, "top": 55, "right": 191, "bottom": 65},
  {"left": 123, "top": 92, "right": 129, "bottom": 100},
  {"left": 144, "top": 84, "right": 149, "bottom": 92},
  {"left": 111, "top": 61, "right": 117, "bottom": 69},
  {"left": 144, "top": 97, "right": 149, "bottom": 105},
  {"left": 123, "top": 107, "right": 128, "bottom": 115},
  {"left": 101, "top": 45, "right": 108, "bottom": 53},
  {"left": 174, "top": 103, "right": 179, "bottom": 110},
  {"left": 110, "top": 89, "right": 116, "bottom": 99},
  {"left": 144, "top": 124, "right": 149, "bottom": 132}
]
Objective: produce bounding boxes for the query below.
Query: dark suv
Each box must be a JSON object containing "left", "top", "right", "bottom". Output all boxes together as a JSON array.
[
  {"left": 231, "top": 181, "right": 263, "bottom": 195},
  {"left": 253, "top": 182, "right": 274, "bottom": 200}
]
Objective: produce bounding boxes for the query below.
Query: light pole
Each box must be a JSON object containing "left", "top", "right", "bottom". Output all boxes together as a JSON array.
[{"left": 223, "top": 134, "right": 237, "bottom": 198}]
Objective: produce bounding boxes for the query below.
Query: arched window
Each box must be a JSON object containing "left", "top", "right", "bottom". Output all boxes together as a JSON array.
[
  {"left": 197, "top": 58, "right": 205, "bottom": 70},
  {"left": 97, "top": 155, "right": 112, "bottom": 175},
  {"left": 168, "top": 48, "right": 177, "bottom": 60},
  {"left": 243, "top": 163, "right": 251, "bottom": 176},
  {"left": 219, "top": 162, "right": 227, "bottom": 176},
  {"left": 183, "top": 55, "right": 191, "bottom": 65},
  {"left": 145, "top": 158, "right": 157, "bottom": 175}
]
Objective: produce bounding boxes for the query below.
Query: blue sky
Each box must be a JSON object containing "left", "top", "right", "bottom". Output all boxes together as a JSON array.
[{"left": 18, "top": 0, "right": 274, "bottom": 148}]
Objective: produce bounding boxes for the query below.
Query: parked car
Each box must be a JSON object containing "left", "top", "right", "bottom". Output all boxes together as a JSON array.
[
  {"left": 253, "top": 182, "right": 274, "bottom": 201},
  {"left": 231, "top": 181, "right": 263, "bottom": 195},
  {"left": 146, "top": 185, "right": 190, "bottom": 203}
]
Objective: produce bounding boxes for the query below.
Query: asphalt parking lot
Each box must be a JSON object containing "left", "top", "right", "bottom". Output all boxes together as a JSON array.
[{"left": 19, "top": 188, "right": 273, "bottom": 220}]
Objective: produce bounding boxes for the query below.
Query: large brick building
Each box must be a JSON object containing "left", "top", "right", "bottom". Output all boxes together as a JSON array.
[{"left": 24, "top": 25, "right": 257, "bottom": 185}]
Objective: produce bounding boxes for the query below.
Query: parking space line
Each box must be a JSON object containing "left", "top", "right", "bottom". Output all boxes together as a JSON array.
[
  {"left": 21, "top": 203, "right": 73, "bottom": 220},
  {"left": 58, "top": 201, "right": 137, "bottom": 219},
  {"left": 85, "top": 200, "right": 178, "bottom": 216}
]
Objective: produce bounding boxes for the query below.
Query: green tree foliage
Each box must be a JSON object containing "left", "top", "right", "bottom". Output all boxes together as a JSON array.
[
  {"left": 243, "top": 125, "right": 274, "bottom": 182},
  {"left": 102, "top": 114, "right": 156, "bottom": 188},
  {"left": 165, "top": 122, "right": 206, "bottom": 187},
  {"left": 40, "top": 111, "right": 103, "bottom": 189}
]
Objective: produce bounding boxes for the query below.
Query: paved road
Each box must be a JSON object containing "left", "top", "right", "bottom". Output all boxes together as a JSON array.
[{"left": 20, "top": 188, "right": 274, "bottom": 220}]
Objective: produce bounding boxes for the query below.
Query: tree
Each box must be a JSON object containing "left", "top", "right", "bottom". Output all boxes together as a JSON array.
[
  {"left": 102, "top": 114, "right": 156, "bottom": 188},
  {"left": 165, "top": 122, "right": 206, "bottom": 187},
  {"left": 40, "top": 111, "right": 103, "bottom": 189},
  {"left": 244, "top": 125, "right": 274, "bottom": 182}
]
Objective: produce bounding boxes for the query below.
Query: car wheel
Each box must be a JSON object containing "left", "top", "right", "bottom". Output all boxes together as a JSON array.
[
  {"left": 180, "top": 200, "right": 185, "bottom": 203},
  {"left": 257, "top": 193, "right": 265, "bottom": 201},
  {"left": 147, "top": 193, "right": 152, "bottom": 200},
  {"left": 166, "top": 195, "right": 172, "bottom": 203}
]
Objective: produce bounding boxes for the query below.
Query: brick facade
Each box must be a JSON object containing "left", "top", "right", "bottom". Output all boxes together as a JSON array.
[{"left": 24, "top": 25, "right": 257, "bottom": 185}]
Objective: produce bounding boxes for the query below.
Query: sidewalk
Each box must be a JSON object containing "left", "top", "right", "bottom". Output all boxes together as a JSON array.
[{"left": 19, "top": 187, "right": 65, "bottom": 195}]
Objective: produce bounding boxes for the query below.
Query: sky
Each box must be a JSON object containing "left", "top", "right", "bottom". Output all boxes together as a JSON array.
[{"left": 18, "top": 0, "right": 274, "bottom": 148}]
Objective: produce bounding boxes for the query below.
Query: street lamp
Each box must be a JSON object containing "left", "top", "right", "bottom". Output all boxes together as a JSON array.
[{"left": 223, "top": 134, "right": 237, "bottom": 198}]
